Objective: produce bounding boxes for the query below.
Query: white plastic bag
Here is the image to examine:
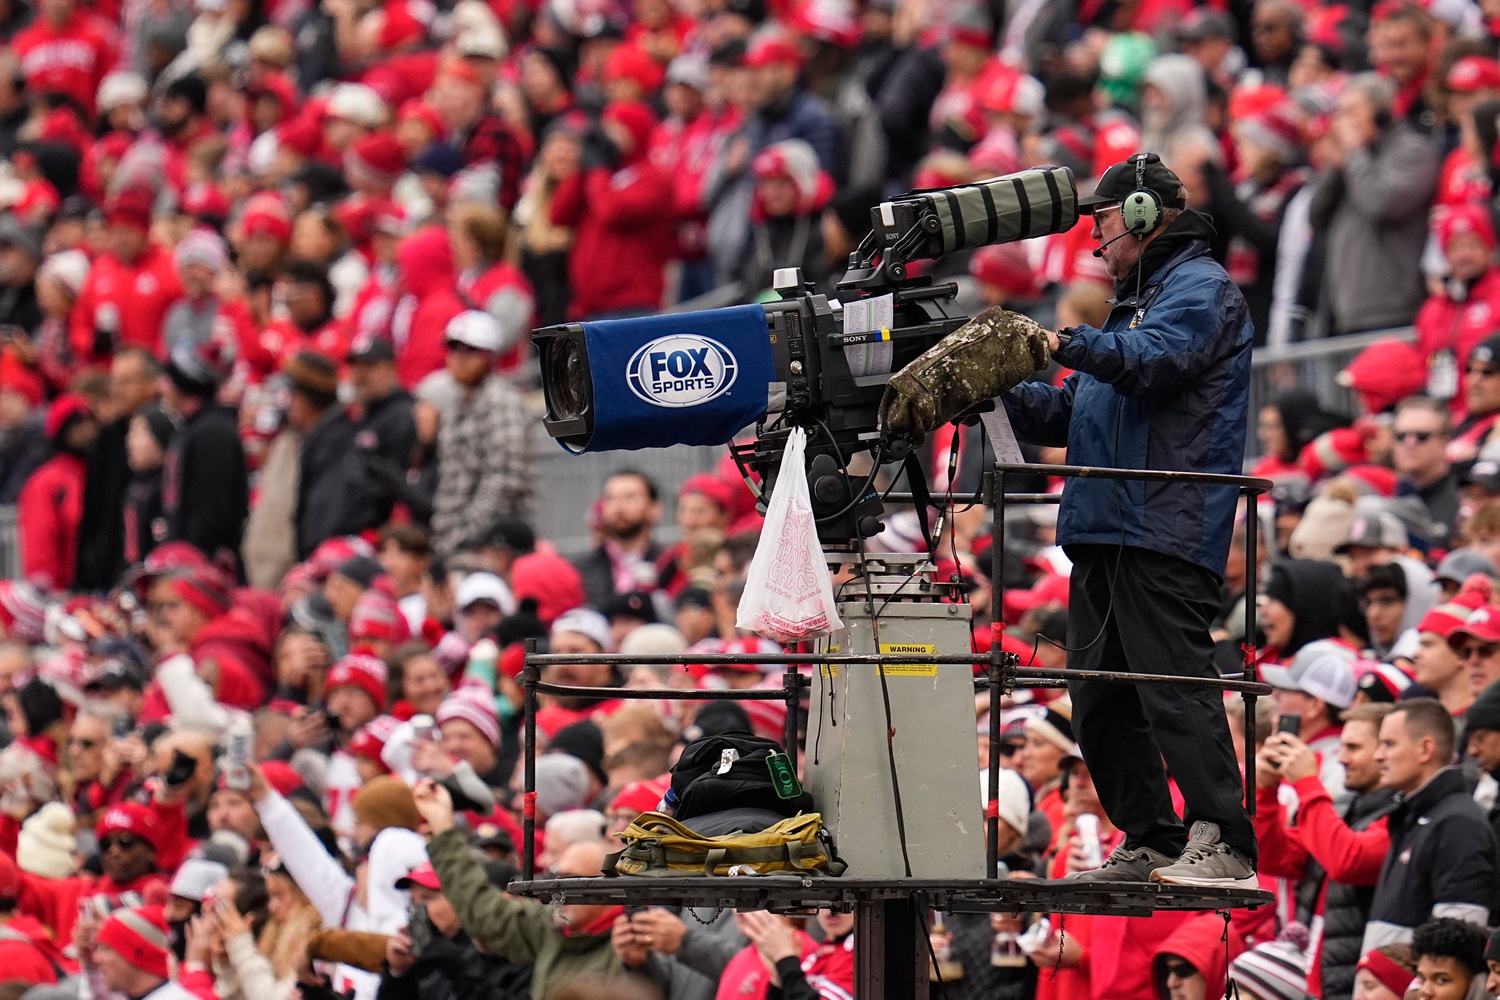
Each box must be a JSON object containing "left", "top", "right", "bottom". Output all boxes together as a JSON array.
[{"left": 736, "top": 427, "right": 844, "bottom": 642}]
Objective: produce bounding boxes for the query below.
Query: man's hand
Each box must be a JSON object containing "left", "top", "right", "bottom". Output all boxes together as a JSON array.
[
  {"left": 412, "top": 778, "right": 455, "bottom": 834},
  {"left": 1047, "top": 328, "right": 1061, "bottom": 353},
  {"left": 74, "top": 904, "right": 99, "bottom": 969},
  {"left": 737, "top": 910, "right": 799, "bottom": 965},
  {"left": 184, "top": 914, "right": 214, "bottom": 968},
  {"left": 1266, "top": 733, "right": 1318, "bottom": 783},
  {"left": 286, "top": 708, "right": 329, "bottom": 751},
  {"left": 217, "top": 896, "right": 251, "bottom": 940},
  {"left": 630, "top": 909, "right": 686, "bottom": 955},
  {"left": 247, "top": 761, "right": 273, "bottom": 803},
  {"left": 1254, "top": 746, "right": 1283, "bottom": 790},
  {"left": 386, "top": 928, "right": 416, "bottom": 976},
  {"left": 411, "top": 739, "right": 455, "bottom": 778},
  {"left": 611, "top": 914, "right": 650, "bottom": 968}
]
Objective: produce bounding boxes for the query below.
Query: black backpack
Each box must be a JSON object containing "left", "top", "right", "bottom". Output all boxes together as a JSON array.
[{"left": 671, "top": 731, "right": 814, "bottom": 822}]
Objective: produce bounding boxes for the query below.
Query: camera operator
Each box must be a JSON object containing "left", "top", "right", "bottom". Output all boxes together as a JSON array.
[{"left": 1003, "top": 152, "right": 1257, "bottom": 888}]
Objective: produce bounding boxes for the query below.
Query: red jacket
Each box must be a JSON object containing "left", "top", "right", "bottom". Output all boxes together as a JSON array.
[
  {"left": 1149, "top": 913, "right": 1244, "bottom": 999},
  {"left": 0, "top": 914, "right": 65, "bottom": 983},
  {"left": 550, "top": 160, "right": 673, "bottom": 319},
  {"left": 1414, "top": 267, "right": 1500, "bottom": 416},
  {"left": 17, "top": 452, "right": 85, "bottom": 590},
  {"left": 394, "top": 227, "right": 465, "bottom": 387},
  {"left": 1255, "top": 777, "right": 1389, "bottom": 997},
  {"left": 460, "top": 260, "right": 534, "bottom": 373},
  {"left": 69, "top": 244, "right": 184, "bottom": 361},
  {"left": 11, "top": 12, "right": 116, "bottom": 116}
]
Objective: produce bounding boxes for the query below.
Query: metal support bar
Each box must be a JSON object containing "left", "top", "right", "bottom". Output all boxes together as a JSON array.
[
  {"left": 855, "top": 899, "right": 926, "bottom": 1000},
  {"left": 1243, "top": 504, "right": 1260, "bottom": 818},
  {"left": 782, "top": 668, "right": 807, "bottom": 772},
  {"left": 522, "top": 638, "right": 539, "bottom": 881}
]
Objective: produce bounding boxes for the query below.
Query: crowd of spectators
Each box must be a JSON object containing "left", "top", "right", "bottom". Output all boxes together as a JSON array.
[{"left": 13, "top": 0, "right": 1500, "bottom": 994}]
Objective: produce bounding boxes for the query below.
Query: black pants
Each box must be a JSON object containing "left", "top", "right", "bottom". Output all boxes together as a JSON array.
[{"left": 1064, "top": 543, "right": 1256, "bottom": 863}]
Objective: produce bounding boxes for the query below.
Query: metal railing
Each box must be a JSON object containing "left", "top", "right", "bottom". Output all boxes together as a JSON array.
[
  {"left": 0, "top": 505, "right": 17, "bottom": 580},
  {"left": 1246, "top": 328, "right": 1415, "bottom": 460}
]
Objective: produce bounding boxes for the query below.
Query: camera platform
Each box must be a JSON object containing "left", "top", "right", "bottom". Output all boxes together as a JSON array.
[{"left": 508, "top": 874, "right": 1273, "bottom": 918}]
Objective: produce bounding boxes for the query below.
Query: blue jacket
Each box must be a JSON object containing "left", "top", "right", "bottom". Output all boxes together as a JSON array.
[{"left": 1002, "top": 240, "right": 1252, "bottom": 576}]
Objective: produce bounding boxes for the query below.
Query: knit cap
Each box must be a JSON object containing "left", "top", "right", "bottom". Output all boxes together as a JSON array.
[
  {"left": 169, "top": 858, "right": 229, "bottom": 901},
  {"left": 351, "top": 774, "right": 422, "bottom": 832},
  {"left": 436, "top": 684, "right": 501, "bottom": 748},
  {"left": 17, "top": 802, "right": 76, "bottom": 878},
  {"left": 96, "top": 905, "right": 171, "bottom": 979},
  {"left": 326, "top": 652, "right": 389, "bottom": 711},
  {"left": 349, "top": 590, "right": 411, "bottom": 644}
]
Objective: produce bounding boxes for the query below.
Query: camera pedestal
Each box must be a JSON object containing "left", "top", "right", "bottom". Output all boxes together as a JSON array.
[{"left": 806, "top": 553, "right": 984, "bottom": 880}]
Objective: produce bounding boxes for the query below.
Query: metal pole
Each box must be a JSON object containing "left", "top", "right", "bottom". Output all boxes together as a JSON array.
[
  {"left": 987, "top": 467, "right": 1006, "bottom": 881},
  {"left": 523, "top": 638, "right": 539, "bottom": 880},
  {"left": 1243, "top": 503, "right": 1260, "bottom": 818},
  {"left": 783, "top": 664, "right": 800, "bottom": 770}
]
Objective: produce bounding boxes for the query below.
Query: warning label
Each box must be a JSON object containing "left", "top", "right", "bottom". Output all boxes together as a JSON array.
[{"left": 878, "top": 642, "right": 939, "bottom": 677}]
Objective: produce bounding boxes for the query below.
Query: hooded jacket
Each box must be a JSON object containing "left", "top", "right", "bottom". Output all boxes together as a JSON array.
[
  {"left": 393, "top": 227, "right": 466, "bottom": 388},
  {"left": 0, "top": 913, "right": 63, "bottom": 983},
  {"left": 17, "top": 450, "right": 84, "bottom": 590},
  {"left": 163, "top": 403, "right": 248, "bottom": 564},
  {"left": 549, "top": 102, "right": 673, "bottom": 319},
  {"left": 1004, "top": 213, "right": 1252, "bottom": 576},
  {"left": 1139, "top": 55, "right": 1220, "bottom": 166},
  {"left": 1262, "top": 559, "right": 1361, "bottom": 661},
  {"left": 1150, "top": 914, "right": 1243, "bottom": 1000},
  {"left": 1311, "top": 122, "right": 1440, "bottom": 334},
  {"left": 426, "top": 828, "right": 621, "bottom": 999}
]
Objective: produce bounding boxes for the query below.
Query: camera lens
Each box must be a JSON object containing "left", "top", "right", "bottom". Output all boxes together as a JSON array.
[{"left": 546, "top": 338, "right": 587, "bottom": 421}]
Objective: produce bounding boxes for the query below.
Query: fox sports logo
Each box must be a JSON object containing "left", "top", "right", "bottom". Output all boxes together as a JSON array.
[{"left": 626, "top": 335, "right": 739, "bottom": 408}]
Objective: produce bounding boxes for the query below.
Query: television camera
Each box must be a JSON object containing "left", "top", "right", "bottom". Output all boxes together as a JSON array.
[{"left": 533, "top": 166, "right": 1080, "bottom": 546}]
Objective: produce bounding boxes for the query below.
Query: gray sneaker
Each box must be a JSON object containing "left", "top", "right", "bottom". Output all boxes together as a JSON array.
[
  {"left": 1065, "top": 843, "right": 1176, "bottom": 883},
  {"left": 1149, "top": 822, "right": 1258, "bottom": 890}
]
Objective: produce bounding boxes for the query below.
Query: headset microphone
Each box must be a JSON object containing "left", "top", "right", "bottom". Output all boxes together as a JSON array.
[{"left": 1092, "top": 228, "right": 1140, "bottom": 258}]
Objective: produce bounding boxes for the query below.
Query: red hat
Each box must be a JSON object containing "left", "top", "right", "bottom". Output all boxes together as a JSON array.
[
  {"left": 1448, "top": 56, "right": 1500, "bottom": 93},
  {"left": 601, "top": 100, "right": 658, "bottom": 155},
  {"left": 436, "top": 683, "right": 500, "bottom": 747},
  {"left": 257, "top": 760, "right": 305, "bottom": 796},
  {"left": 510, "top": 550, "right": 585, "bottom": 625},
  {"left": 309, "top": 536, "right": 377, "bottom": 580},
  {"left": 744, "top": 32, "right": 803, "bottom": 69},
  {"left": 1437, "top": 202, "right": 1498, "bottom": 251},
  {"left": 276, "top": 116, "right": 323, "bottom": 158},
  {"left": 170, "top": 566, "right": 233, "bottom": 620},
  {"left": 1357, "top": 949, "right": 1418, "bottom": 1000},
  {"left": 349, "top": 715, "right": 400, "bottom": 768},
  {"left": 247, "top": 72, "right": 299, "bottom": 115},
  {"left": 1448, "top": 605, "right": 1500, "bottom": 649},
  {"left": 603, "top": 42, "right": 666, "bottom": 94},
  {"left": 439, "top": 57, "right": 485, "bottom": 88},
  {"left": 792, "top": 0, "right": 859, "bottom": 48},
  {"left": 1004, "top": 571, "right": 1070, "bottom": 619},
  {"left": 346, "top": 131, "right": 409, "bottom": 185},
  {"left": 610, "top": 777, "right": 669, "bottom": 816},
  {"left": 142, "top": 542, "right": 208, "bottom": 577},
  {"left": 0, "top": 354, "right": 44, "bottom": 408},
  {"left": 96, "top": 803, "right": 163, "bottom": 853},
  {"left": 1238, "top": 101, "right": 1303, "bottom": 164},
  {"left": 327, "top": 652, "right": 388, "bottom": 709},
  {"left": 44, "top": 393, "right": 91, "bottom": 442},
  {"left": 37, "top": 107, "right": 90, "bottom": 153},
  {"left": 349, "top": 589, "right": 411, "bottom": 644},
  {"left": 240, "top": 193, "right": 293, "bottom": 243},
  {"left": 970, "top": 243, "right": 1040, "bottom": 299},
  {"left": 1298, "top": 426, "right": 1368, "bottom": 481},
  {"left": 105, "top": 187, "right": 154, "bottom": 231},
  {"left": 397, "top": 99, "right": 446, "bottom": 137},
  {"left": 1356, "top": 660, "right": 1414, "bottom": 701},
  {"left": 97, "top": 905, "right": 171, "bottom": 979},
  {"left": 975, "top": 65, "right": 1044, "bottom": 117},
  {"left": 379, "top": 1, "right": 427, "bottom": 48},
  {"left": 751, "top": 139, "right": 834, "bottom": 216},
  {"left": 1418, "top": 600, "right": 1474, "bottom": 637},
  {"left": 1336, "top": 338, "right": 1428, "bottom": 415},
  {"left": 395, "top": 861, "right": 441, "bottom": 890},
  {"left": 180, "top": 181, "right": 231, "bottom": 223},
  {"left": 679, "top": 473, "right": 736, "bottom": 513},
  {"left": 1228, "top": 82, "right": 1288, "bottom": 122}
]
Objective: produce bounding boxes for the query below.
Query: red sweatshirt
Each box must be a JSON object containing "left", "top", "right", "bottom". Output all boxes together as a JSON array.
[
  {"left": 550, "top": 160, "right": 673, "bottom": 319},
  {"left": 69, "top": 244, "right": 184, "bottom": 361},
  {"left": 1255, "top": 777, "right": 1389, "bottom": 997},
  {"left": 17, "top": 452, "right": 85, "bottom": 590},
  {"left": 11, "top": 12, "right": 117, "bottom": 116}
]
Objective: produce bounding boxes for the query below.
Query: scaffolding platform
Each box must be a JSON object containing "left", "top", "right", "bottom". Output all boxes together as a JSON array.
[{"left": 509, "top": 875, "right": 1273, "bottom": 918}]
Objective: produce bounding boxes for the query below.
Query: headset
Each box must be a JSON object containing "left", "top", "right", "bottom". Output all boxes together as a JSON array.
[{"left": 1119, "top": 152, "right": 1163, "bottom": 237}]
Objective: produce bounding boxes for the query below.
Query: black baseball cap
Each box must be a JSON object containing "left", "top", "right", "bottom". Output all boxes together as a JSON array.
[
  {"left": 347, "top": 333, "right": 395, "bottom": 364},
  {"left": 1077, "top": 153, "right": 1188, "bottom": 213}
]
